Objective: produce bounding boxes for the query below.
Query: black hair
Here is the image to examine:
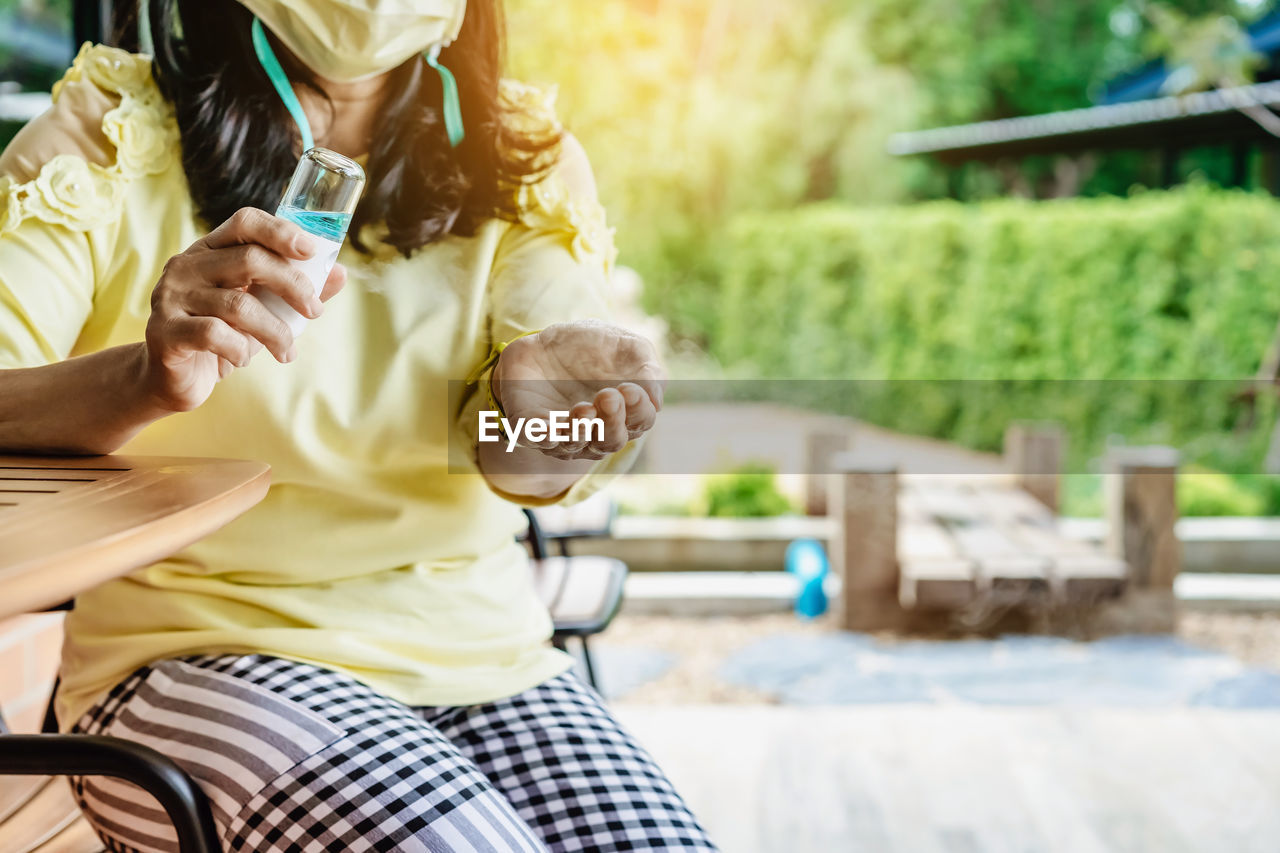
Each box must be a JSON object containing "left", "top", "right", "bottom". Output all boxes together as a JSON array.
[{"left": 137, "top": 0, "right": 560, "bottom": 256}]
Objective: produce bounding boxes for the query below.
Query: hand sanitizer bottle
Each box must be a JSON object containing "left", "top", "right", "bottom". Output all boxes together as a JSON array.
[{"left": 254, "top": 147, "right": 364, "bottom": 337}]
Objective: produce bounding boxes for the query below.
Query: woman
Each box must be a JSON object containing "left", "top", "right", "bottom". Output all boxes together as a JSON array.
[{"left": 0, "top": 0, "right": 714, "bottom": 850}]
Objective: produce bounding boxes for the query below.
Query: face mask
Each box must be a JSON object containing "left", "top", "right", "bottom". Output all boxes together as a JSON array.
[
  {"left": 241, "top": 0, "right": 467, "bottom": 147},
  {"left": 239, "top": 0, "right": 465, "bottom": 82}
]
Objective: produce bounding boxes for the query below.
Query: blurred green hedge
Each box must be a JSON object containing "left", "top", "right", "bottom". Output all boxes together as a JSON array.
[{"left": 661, "top": 186, "right": 1280, "bottom": 469}]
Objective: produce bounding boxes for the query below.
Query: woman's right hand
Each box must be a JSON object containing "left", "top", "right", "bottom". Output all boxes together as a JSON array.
[{"left": 141, "top": 207, "right": 347, "bottom": 413}]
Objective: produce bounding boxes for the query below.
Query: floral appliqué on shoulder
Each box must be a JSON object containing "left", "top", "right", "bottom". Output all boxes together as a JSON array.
[
  {"left": 0, "top": 43, "right": 180, "bottom": 235},
  {"left": 501, "top": 80, "right": 618, "bottom": 274}
]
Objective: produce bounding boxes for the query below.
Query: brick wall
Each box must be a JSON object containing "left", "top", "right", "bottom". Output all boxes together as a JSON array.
[{"left": 0, "top": 613, "right": 64, "bottom": 733}]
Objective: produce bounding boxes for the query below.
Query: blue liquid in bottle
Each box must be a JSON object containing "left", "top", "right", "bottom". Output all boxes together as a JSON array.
[
  {"left": 254, "top": 148, "right": 363, "bottom": 337},
  {"left": 276, "top": 204, "right": 352, "bottom": 243}
]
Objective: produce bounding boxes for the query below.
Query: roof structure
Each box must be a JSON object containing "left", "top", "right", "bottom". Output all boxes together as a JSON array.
[
  {"left": 887, "top": 81, "right": 1280, "bottom": 163},
  {"left": 890, "top": 10, "right": 1280, "bottom": 164}
]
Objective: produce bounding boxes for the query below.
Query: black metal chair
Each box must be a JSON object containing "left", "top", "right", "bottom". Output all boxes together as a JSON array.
[
  {"left": 528, "top": 495, "right": 618, "bottom": 557},
  {"left": 523, "top": 509, "right": 627, "bottom": 691},
  {"left": 0, "top": 602, "right": 220, "bottom": 853}
]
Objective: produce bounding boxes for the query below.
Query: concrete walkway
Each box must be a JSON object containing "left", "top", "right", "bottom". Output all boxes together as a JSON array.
[
  {"left": 640, "top": 402, "right": 1002, "bottom": 476},
  {"left": 616, "top": 703, "right": 1280, "bottom": 853},
  {"left": 613, "top": 402, "right": 1004, "bottom": 515}
]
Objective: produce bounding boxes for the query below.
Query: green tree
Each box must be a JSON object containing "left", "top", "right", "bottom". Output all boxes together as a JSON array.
[
  {"left": 859, "top": 0, "right": 1263, "bottom": 197},
  {"left": 506, "top": 0, "right": 916, "bottom": 271},
  {"left": 861, "top": 0, "right": 1258, "bottom": 126},
  {"left": 1145, "top": 3, "right": 1264, "bottom": 92}
]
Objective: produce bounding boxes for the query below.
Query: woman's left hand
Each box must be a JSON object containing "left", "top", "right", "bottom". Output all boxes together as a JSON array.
[{"left": 492, "top": 320, "right": 665, "bottom": 460}]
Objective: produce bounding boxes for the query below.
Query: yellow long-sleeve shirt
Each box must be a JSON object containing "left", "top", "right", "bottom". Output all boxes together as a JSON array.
[{"left": 0, "top": 44, "right": 631, "bottom": 728}]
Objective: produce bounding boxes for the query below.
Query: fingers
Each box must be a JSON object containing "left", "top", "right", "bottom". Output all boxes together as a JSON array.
[
  {"left": 202, "top": 244, "right": 324, "bottom": 319},
  {"left": 179, "top": 286, "right": 296, "bottom": 363},
  {"left": 591, "top": 387, "right": 630, "bottom": 454},
  {"left": 530, "top": 385, "right": 649, "bottom": 460},
  {"left": 617, "top": 382, "right": 657, "bottom": 438},
  {"left": 145, "top": 208, "right": 335, "bottom": 409},
  {"left": 165, "top": 316, "right": 255, "bottom": 369},
  {"left": 631, "top": 364, "right": 666, "bottom": 411},
  {"left": 542, "top": 400, "right": 599, "bottom": 457},
  {"left": 200, "top": 207, "right": 316, "bottom": 261}
]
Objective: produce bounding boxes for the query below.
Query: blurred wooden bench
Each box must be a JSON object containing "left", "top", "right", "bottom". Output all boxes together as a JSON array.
[
  {"left": 0, "top": 455, "right": 271, "bottom": 853},
  {"left": 828, "top": 426, "right": 1181, "bottom": 632},
  {"left": 895, "top": 476, "right": 1128, "bottom": 612}
]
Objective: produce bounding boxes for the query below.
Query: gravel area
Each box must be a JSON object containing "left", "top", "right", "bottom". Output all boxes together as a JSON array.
[
  {"left": 600, "top": 613, "right": 831, "bottom": 704},
  {"left": 601, "top": 609, "right": 1280, "bottom": 704},
  {"left": 1179, "top": 610, "right": 1280, "bottom": 669}
]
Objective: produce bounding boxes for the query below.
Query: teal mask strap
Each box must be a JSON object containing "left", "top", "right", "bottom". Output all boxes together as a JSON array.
[
  {"left": 425, "top": 45, "right": 465, "bottom": 148},
  {"left": 251, "top": 17, "right": 315, "bottom": 153}
]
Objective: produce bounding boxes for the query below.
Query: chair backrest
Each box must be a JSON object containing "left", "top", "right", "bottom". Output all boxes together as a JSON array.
[
  {"left": 527, "top": 494, "right": 616, "bottom": 542},
  {"left": 522, "top": 509, "right": 548, "bottom": 560}
]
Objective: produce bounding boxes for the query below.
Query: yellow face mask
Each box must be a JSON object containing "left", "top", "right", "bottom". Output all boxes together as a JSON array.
[{"left": 237, "top": 0, "right": 467, "bottom": 83}]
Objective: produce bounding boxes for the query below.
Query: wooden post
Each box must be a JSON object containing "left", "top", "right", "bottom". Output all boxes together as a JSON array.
[
  {"left": 1106, "top": 446, "right": 1181, "bottom": 588},
  {"left": 1103, "top": 446, "right": 1180, "bottom": 632},
  {"left": 1004, "top": 422, "right": 1064, "bottom": 513},
  {"left": 829, "top": 453, "right": 903, "bottom": 631},
  {"left": 804, "top": 431, "right": 852, "bottom": 516}
]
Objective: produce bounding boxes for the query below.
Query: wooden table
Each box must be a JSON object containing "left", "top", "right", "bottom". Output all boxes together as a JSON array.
[
  {"left": 0, "top": 455, "right": 267, "bottom": 853},
  {"left": 0, "top": 455, "right": 270, "bottom": 619}
]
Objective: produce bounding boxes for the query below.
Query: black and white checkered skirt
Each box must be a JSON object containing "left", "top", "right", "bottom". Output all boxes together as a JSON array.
[{"left": 68, "top": 654, "right": 717, "bottom": 852}]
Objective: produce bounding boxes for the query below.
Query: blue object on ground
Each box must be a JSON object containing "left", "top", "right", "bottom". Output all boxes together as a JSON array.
[{"left": 786, "top": 538, "right": 828, "bottom": 619}]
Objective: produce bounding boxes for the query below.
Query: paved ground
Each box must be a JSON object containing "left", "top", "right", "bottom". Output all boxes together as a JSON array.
[
  {"left": 581, "top": 615, "right": 1280, "bottom": 851},
  {"left": 585, "top": 612, "right": 1280, "bottom": 706},
  {"left": 614, "top": 704, "right": 1280, "bottom": 853},
  {"left": 713, "top": 632, "right": 1280, "bottom": 707}
]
